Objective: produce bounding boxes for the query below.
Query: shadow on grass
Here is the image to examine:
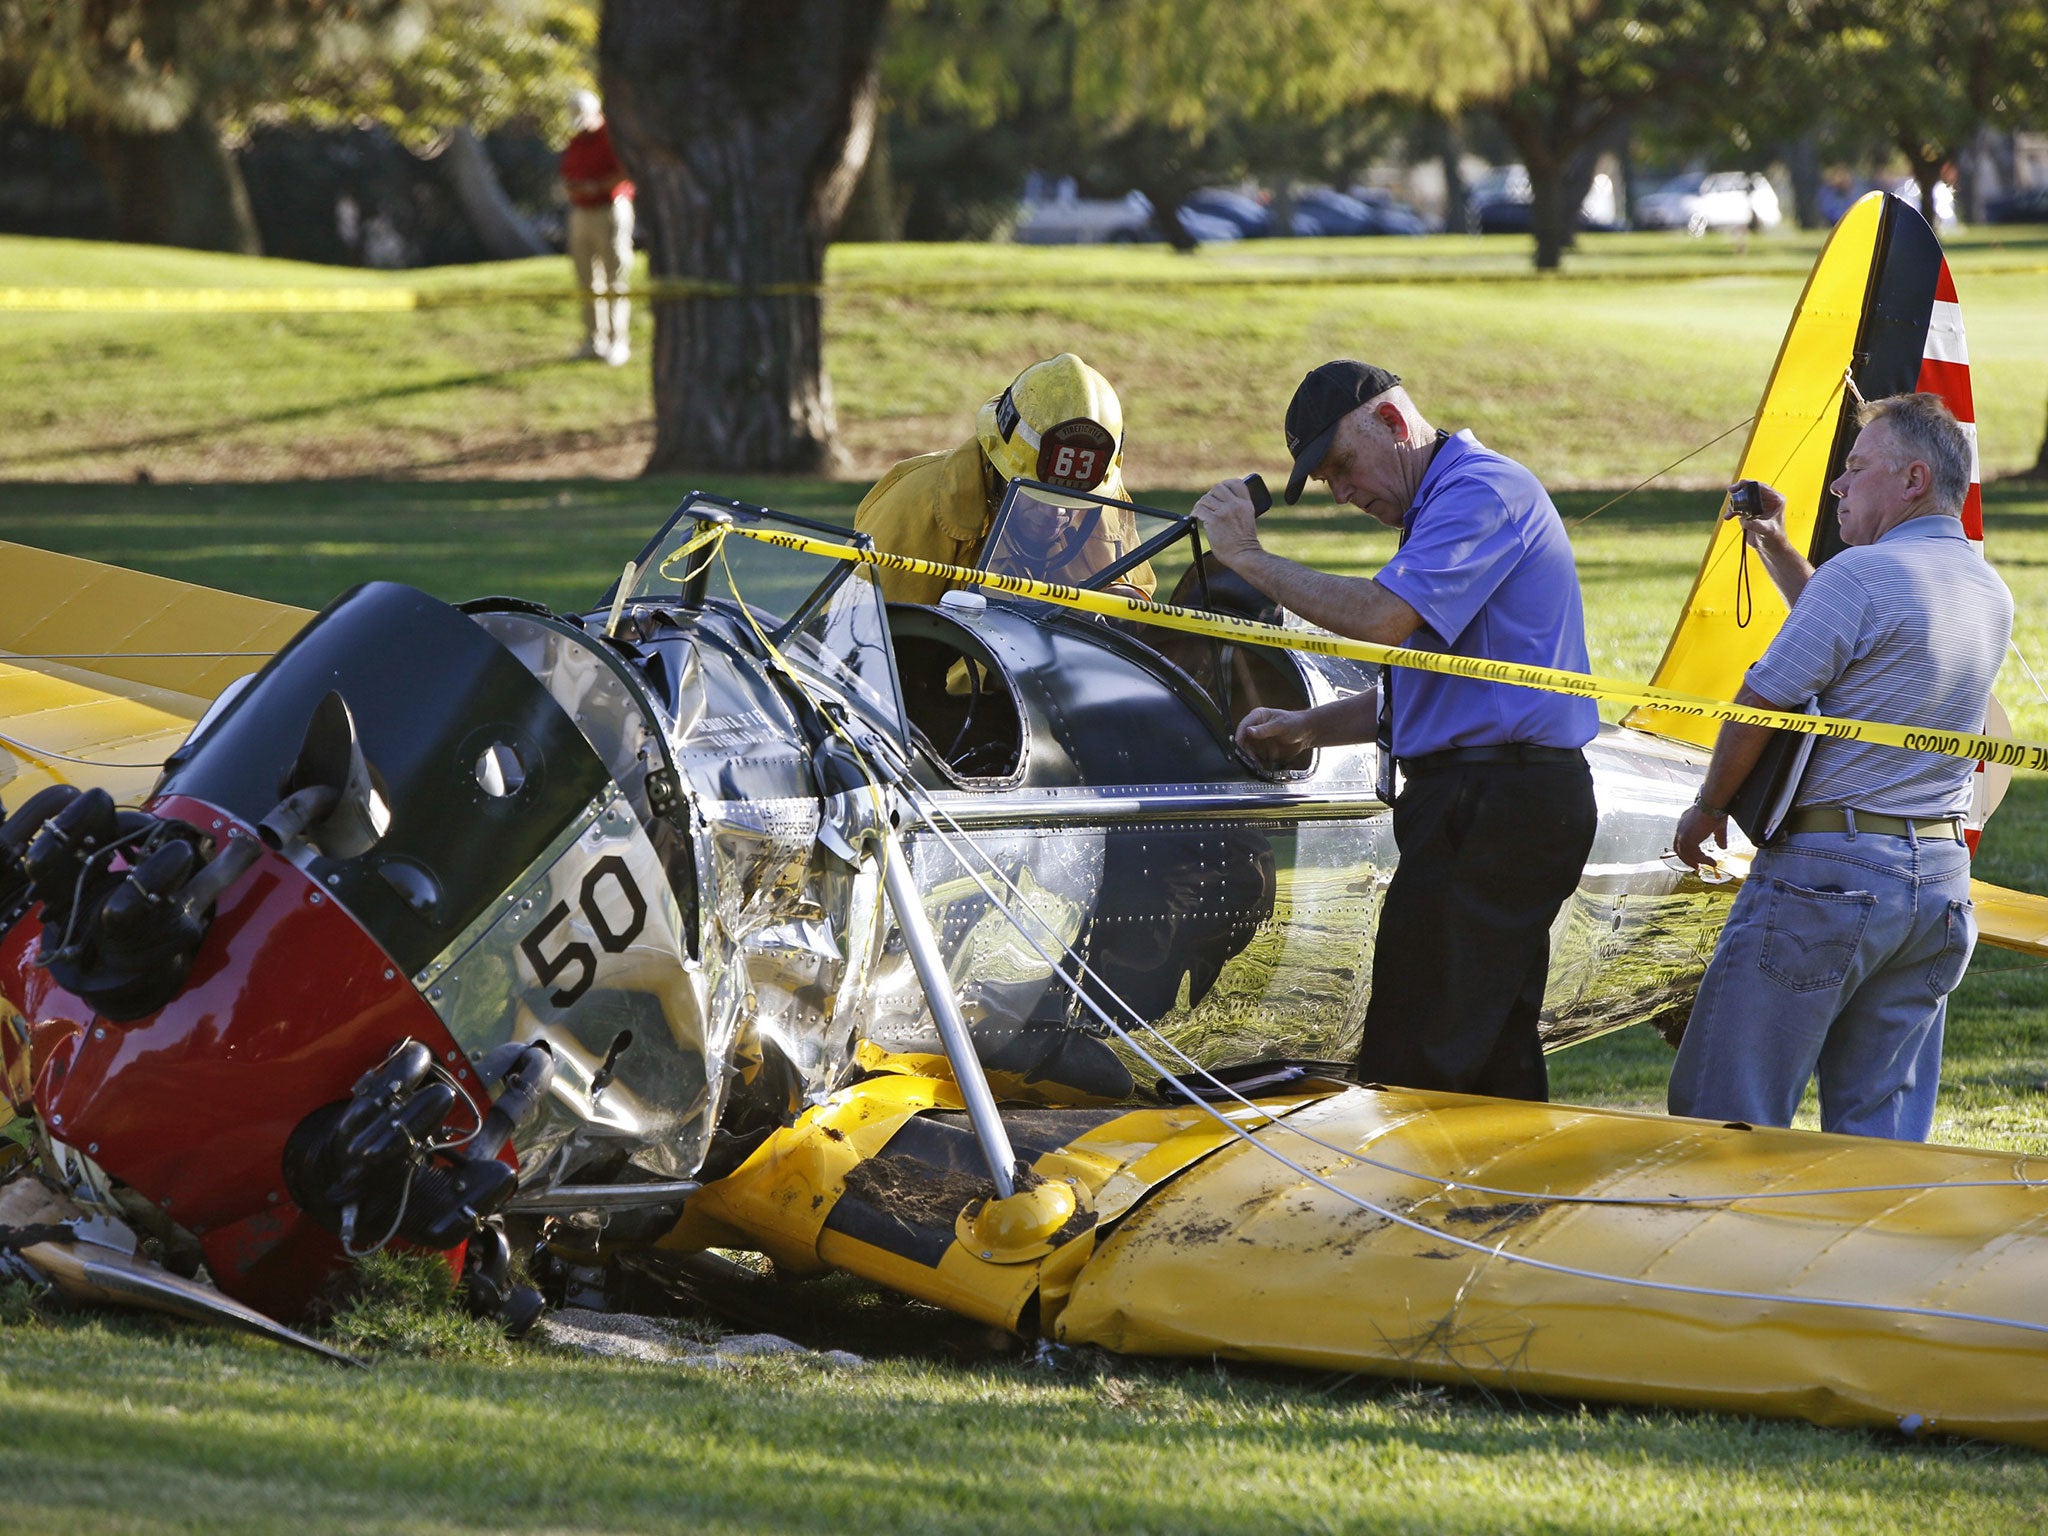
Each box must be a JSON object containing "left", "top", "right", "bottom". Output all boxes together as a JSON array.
[{"left": 0, "top": 354, "right": 590, "bottom": 472}]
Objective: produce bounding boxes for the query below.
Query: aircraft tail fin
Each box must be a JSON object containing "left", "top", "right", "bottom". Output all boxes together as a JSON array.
[{"left": 1628, "top": 192, "right": 1983, "bottom": 747}]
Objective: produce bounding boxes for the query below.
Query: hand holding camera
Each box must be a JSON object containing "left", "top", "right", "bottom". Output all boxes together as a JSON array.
[{"left": 1722, "top": 478, "right": 1787, "bottom": 545}]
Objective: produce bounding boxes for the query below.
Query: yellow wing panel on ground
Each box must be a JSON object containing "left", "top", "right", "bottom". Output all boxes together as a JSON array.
[
  {"left": 686, "top": 1075, "right": 2048, "bottom": 1449},
  {"left": 1056, "top": 1084, "right": 2048, "bottom": 1448},
  {"left": 0, "top": 540, "right": 308, "bottom": 803},
  {"left": 1627, "top": 195, "right": 1880, "bottom": 748}
]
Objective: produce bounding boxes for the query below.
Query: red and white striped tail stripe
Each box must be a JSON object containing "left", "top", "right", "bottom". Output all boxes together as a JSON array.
[
  {"left": 1918, "top": 259, "right": 1981, "bottom": 543},
  {"left": 1919, "top": 258, "right": 1996, "bottom": 850}
]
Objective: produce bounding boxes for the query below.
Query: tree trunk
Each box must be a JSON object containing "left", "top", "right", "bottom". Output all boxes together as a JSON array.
[
  {"left": 1434, "top": 114, "right": 1470, "bottom": 235},
  {"left": 2032, "top": 382, "right": 2048, "bottom": 479},
  {"left": 1784, "top": 134, "right": 1822, "bottom": 230},
  {"left": 435, "top": 127, "right": 548, "bottom": 259},
  {"left": 838, "top": 122, "right": 906, "bottom": 242},
  {"left": 1900, "top": 143, "right": 1944, "bottom": 226},
  {"left": 77, "top": 114, "right": 260, "bottom": 254},
  {"left": 1495, "top": 87, "right": 1603, "bottom": 272},
  {"left": 1559, "top": 145, "right": 1602, "bottom": 238},
  {"left": 1525, "top": 154, "right": 1570, "bottom": 271},
  {"left": 601, "top": 0, "right": 887, "bottom": 474}
]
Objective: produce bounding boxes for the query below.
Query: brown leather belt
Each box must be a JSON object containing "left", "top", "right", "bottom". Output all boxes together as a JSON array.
[{"left": 1778, "top": 807, "right": 1965, "bottom": 841}]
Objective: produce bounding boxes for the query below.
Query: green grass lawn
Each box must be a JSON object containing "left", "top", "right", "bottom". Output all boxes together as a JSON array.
[
  {"left": 2, "top": 225, "right": 2045, "bottom": 486},
  {"left": 4, "top": 233, "right": 2048, "bottom": 1529},
  {"left": 9, "top": 1319, "right": 2048, "bottom": 1536}
]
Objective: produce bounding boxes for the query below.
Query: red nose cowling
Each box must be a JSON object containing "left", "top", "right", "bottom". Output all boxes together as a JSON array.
[{"left": 8, "top": 794, "right": 472, "bottom": 1320}]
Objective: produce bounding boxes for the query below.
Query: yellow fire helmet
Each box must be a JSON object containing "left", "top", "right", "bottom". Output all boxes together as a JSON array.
[{"left": 975, "top": 353, "right": 1127, "bottom": 499}]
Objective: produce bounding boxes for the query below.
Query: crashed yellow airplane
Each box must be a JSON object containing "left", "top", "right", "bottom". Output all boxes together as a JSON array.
[{"left": 6, "top": 191, "right": 2048, "bottom": 1448}]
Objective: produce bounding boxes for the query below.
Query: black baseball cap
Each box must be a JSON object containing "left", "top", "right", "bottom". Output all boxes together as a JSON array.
[{"left": 1283, "top": 361, "right": 1402, "bottom": 504}]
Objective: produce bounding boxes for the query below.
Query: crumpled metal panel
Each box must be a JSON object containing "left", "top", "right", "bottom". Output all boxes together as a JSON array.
[
  {"left": 666, "top": 637, "right": 884, "bottom": 1121},
  {"left": 443, "top": 611, "right": 894, "bottom": 1184}
]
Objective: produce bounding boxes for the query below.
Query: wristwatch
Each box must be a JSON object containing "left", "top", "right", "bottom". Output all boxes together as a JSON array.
[{"left": 1692, "top": 793, "right": 1729, "bottom": 818}]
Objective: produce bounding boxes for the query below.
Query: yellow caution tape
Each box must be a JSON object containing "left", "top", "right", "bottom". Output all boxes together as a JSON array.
[
  {"left": 709, "top": 522, "right": 2048, "bottom": 771},
  {"left": 0, "top": 286, "right": 418, "bottom": 313},
  {"left": 8, "top": 264, "right": 2047, "bottom": 314},
  {"left": 0, "top": 278, "right": 818, "bottom": 312}
]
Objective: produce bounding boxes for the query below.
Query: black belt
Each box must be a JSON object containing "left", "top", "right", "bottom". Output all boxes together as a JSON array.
[{"left": 1398, "top": 744, "right": 1586, "bottom": 774}]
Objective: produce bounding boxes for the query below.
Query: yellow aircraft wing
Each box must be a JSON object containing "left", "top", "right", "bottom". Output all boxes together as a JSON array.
[
  {"left": 0, "top": 540, "right": 308, "bottom": 806},
  {"left": 683, "top": 1073, "right": 2048, "bottom": 1451}
]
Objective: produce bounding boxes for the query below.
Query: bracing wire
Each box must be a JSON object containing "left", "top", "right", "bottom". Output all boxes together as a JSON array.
[
  {"left": 895, "top": 781, "right": 2048, "bottom": 1339},
  {"left": 907, "top": 779, "right": 2048, "bottom": 1208},
  {"left": 1565, "top": 415, "right": 1755, "bottom": 529},
  {"left": 2007, "top": 640, "right": 2048, "bottom": 711},
  {"left": 0, "top": 730, "right": 168, "bottom": 770},
  {"left": 710, "top": 548, "right": 2048, "bottom": 1340}
]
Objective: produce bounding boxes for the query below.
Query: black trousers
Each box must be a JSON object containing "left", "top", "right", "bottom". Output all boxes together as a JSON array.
[{"left": 1356, "top": 757, "right": 1597, "bottom": 1101}]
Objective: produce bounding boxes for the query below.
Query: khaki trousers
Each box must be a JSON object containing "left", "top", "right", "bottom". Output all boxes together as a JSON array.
[{"left": 568, "top": 198, "right": 633, "bottom": 354}]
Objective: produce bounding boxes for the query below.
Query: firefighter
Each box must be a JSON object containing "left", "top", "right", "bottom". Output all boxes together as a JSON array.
[{"left": 855, "top": 353, "right": 1152, "bottom": 605}]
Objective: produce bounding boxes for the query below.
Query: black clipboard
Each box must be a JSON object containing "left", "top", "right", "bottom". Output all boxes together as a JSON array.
[{"left": 1727, "top": 697, "right": 1819, "bottom": 845}]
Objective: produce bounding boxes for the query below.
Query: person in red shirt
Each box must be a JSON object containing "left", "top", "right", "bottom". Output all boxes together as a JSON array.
[{"left": 560, "top": 89, "right": 635, "bottom": 365}]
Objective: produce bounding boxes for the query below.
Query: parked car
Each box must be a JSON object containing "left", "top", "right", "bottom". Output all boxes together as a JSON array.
[
  {"left": 1635, "top": 171, "right": 1782, "bottom": 234},
  {"left": 1282, "top": 186, "right": 1424, "bottom": 237},
  {"left": 1013, "top": 188, "right": 1240, "bottom": 245},
  {"left": 1468, "top": 166, "right": 1623, "bottom": 234},
  {"left": 1287, "top": 187, "right": 1377, "bottom": 237},
  {"left": 1014, "top": 189, "right": 1154, "bottom": 245},
  {"left": 1179, "top": 188, "right": 1272, "bottom": 238},
  {"left": 1987, "top": 186, "right": 2048, "bottom": 224},
  {"left": 1345, "top": 186, "right": 1433, "bottom": 234}
]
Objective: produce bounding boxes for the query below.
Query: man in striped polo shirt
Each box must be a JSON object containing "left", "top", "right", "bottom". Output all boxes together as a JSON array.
[{"left": 1670, "top": 393, "right": 2011, "bottom": 1140}]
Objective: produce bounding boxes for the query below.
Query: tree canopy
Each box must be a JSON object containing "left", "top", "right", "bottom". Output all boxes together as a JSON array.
[
  {"left": 0, "top": 0, "right": 593, "bottom": 251},
  {"left": 884, "top": 0, "right": 1539, "bottom": 245}
]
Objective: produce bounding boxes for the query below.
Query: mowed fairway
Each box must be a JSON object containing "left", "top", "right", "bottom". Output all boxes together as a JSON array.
[
  {"left": 3, "top": 230, "right": 2048, "bottom": 1530},
  {"left": 2, "top": 224, "right": 2046, "bottom": 485}
]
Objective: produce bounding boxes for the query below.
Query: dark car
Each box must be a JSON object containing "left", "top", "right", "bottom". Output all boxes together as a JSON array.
[
  {"left": 1987, "top": 187, "right": 2048, "bottom": 224},
  {"left": 1179, "top": 188, "right": 1272, "bottom": 238},
  {"left": 1346, "top": 186, "right": 1433, "bottom": 235},
  {"left": 1469, "top": 165, "right": 1625, "bottom": 234},
  {"left": 1288, "top": 187, "right": 1371, "bottom": 237}
]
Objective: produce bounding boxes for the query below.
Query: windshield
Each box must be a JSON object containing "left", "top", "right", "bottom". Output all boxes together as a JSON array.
[
  {"left": 622, "top": 494, "right": 905, "bottom": 744},
  {"left": 977, "top": 480, "right": 1192, "bottom": 598}
]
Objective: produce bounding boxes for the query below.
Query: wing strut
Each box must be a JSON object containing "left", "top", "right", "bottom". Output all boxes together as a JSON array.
[{"left": 879, "top": 824, "right": 1020, "bottom": 1199}]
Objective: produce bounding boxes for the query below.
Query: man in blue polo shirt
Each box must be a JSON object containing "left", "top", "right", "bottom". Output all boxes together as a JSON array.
[{"left": 1191, "top": 360, "right": 1597, "bottom": 1100}]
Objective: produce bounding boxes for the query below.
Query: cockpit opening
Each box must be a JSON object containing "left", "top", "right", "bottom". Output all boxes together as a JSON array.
[{"left": 890, "top": 617, "right": 1027, "bottom": 785}]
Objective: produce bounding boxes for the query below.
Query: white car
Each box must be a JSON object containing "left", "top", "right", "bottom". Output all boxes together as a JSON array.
[{"left": 1636, "top": 171, "right": 1782, "bottom": 234}]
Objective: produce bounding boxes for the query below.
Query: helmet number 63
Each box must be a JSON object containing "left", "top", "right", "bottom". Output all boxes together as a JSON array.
[{"left": 517, "top": 855, "right": 649, "bottom": 1008}]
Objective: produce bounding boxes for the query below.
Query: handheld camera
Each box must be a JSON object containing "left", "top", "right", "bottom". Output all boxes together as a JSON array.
[{"left": 1729, "top": 479, "right": 1765, "bottom": 520}]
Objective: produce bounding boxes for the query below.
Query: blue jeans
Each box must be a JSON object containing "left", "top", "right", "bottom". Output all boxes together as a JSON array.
[{"left": 1668, "top": 830, "right": 1976, "bottom": 1140}]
